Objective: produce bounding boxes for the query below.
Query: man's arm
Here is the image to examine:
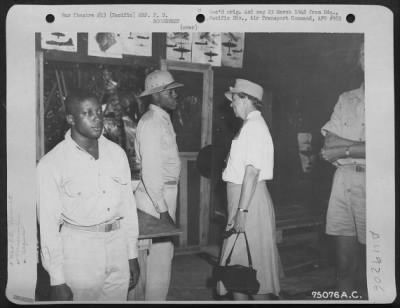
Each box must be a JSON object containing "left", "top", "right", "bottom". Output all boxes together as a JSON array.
[
  {"left": 321, "top": 132, "right": 365, "bottom": 162},
  {"left": 321, "top": 93, "right": 365, "bottom": 163},
  {"left": 324, "top": 131, "right": 360, "bottom": 148},
  {"left": 37, "top": 161, "right": 73, "bottom": 301},
  {"left": 119, "top": 152, "right": 140, "bottom": 289}
]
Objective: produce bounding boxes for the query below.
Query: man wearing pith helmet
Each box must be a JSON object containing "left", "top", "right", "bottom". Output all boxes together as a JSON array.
[{"left": 134, "top": 70, "right": 183, "bottom": 300}]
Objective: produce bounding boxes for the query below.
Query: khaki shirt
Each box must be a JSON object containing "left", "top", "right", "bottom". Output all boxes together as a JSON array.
[
  {"left": 135, "top": 104, "right": 181, "bottom": 213},
  {"left": 37, "top": 130, "right": 139, "bottom": 285},
  {"left": 321, "top": 84, "right": 365, "bottom": 166}
]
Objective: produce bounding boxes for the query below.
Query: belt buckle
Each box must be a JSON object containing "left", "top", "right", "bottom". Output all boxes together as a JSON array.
[{"left": 104, "top": 224, "right": 112, "bottom": 232}]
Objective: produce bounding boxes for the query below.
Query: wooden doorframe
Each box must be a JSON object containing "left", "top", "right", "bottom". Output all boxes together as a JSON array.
[
  {"left": 160, "top": 59, "right": 214, "bottom": 247},
  {"left": 36, "top": 50, "right": 45, "bottom": 162}
]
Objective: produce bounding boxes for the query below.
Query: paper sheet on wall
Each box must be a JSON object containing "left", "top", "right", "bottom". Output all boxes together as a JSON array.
[
  {"left": 222, "top": 32, "right": 245, "bottom": 68},
  {"left": 192, "top": 32, "right": 222, "bottom": 66},
  {"left": 166, "top": 32, "right": 192, "bottom": 62},
  {"left": 41, "top": 32, "right": 77, "bottom": 52},
  {"left": 6, "top": 195, "right": 37, "bottom": 304},
  {"left": 122, "top": 32, "right": 152, "bottom": 57},
  {"left": 88, "top": 32, "right": 123, "bottom": 58}
]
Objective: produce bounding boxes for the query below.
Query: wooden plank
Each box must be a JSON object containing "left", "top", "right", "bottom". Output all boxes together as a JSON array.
[
  {"left": 177, "top": 152, "right": 197, "bottom": 248},
  {"left": 163, "top": 58, "right": 214, "bottom": 249},
  {"left": 137, "top": 209, "right": 181, "bottom": 240},
  {"left": 175, "top": 245, "right": 202, "bottom": 256},
  {"left": 186, "top": 161, "right": 200, "bottom": 245},
  {"left": 202, "top": 66, "right": 213, "bottom": 147},
  {"left": 179, "top": 152, "right": 198, "bottom": 160},
  {"left": 163, "top": 60, "right": 211, "bottom": 72},
  {"left": 36, "top": 51, "right": 44, "bottom": 161},
  {"left": 276, "top": 216, "right": 323, "bottom": 230},
  {"left": 199, "top": 67, "right": 213, "bottom": 246},
  {"left": 199, "top": 177, "right": 211, "bottom": 246},
  {"left": 178, "top": 155, "right": 188, "bottom": 247}
]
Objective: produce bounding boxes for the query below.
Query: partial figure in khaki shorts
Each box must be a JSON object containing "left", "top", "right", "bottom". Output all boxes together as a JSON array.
[{"left": 320, "top": 42, "right": 367, "bottom": 299}]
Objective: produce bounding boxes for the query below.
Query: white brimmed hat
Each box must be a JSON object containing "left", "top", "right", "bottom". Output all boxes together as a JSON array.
[
  {"left": 224, "top": 79, "right": 263, "bottom": 102},
  {"left": 138, "top": 70, "right": 183, "bottom": 97}
]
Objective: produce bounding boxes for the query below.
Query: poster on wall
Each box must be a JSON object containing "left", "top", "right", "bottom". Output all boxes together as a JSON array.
[
  {"left": 192, "top": 32, "right": 222, "bottom": 66},
  {"left": 166, "top": 32, "right": 192, "bottom": 62},
  {"left": 122, "top": 32, "right": 152, "bottom": 57},
  {"left": 41, "top": 32, "right": 77, "bottom": 52},
  {"left": 221, "top": 32, "right": 245, "bottom": 68},
  {"left": 88, "top": 32, "right": 123, "bottom": 58}
]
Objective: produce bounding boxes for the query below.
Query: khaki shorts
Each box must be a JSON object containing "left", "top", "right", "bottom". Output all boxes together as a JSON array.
[{"left": 326, "top": 165, "right": 366, "bottom": 244}]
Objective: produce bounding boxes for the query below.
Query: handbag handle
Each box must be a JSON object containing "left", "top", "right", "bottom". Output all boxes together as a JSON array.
[{"left": 224, "top": 232, "right": 253, "bottom": 268}]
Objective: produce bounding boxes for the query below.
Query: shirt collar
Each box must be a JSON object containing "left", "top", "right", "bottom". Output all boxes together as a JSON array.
[
  {"left": 246, "top": 110, "right": 261, "bottom": 120},
  {"left": 64, "top": 128, "right": 104, "bottom": 154},
  {"left": 149, "top": 104, "right": 170, "bottom": 119},
  {"left": 359, "top": 83, "right": 365, "bottom": 101},
  {"left": 354, "top": 83, "right": 365, "bottom": 103}
]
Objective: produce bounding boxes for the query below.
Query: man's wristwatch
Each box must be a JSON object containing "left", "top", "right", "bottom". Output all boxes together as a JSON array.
[{"left": 344, "top": 147, "right": 350, "bottom": 157}]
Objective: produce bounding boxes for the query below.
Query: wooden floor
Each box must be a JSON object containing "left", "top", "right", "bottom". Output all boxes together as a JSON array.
[
  {"left": 34, "top": 203, "right": 331, "bottom": 302},
  {"left": 168, "top": 242, "right": 336, "bottom": 301}
]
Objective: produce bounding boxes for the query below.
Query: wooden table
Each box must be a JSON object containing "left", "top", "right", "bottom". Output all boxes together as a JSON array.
[{"left": 127, "top": 209, "right": 181, "bottom": 301}]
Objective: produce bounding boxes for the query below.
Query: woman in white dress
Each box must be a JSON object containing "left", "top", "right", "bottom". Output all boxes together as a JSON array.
[{"left": 217, "top": 79, "right": 282, "bottom": 300}]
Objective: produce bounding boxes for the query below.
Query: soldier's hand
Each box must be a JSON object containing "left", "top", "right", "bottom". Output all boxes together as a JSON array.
[
  {"left": 50, "top": 283, "right": 73, "bottom": 301},
  {"left": 128, "top": 258, "right": 140, "bottom": 290}
]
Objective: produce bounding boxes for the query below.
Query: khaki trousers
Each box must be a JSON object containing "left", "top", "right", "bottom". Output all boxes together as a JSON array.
[
  {"left": 61, "top": 226, "right": 130, "bottom": 301},
  {"left": 135, "top": 182, "right": 178, "bottom": 300}
]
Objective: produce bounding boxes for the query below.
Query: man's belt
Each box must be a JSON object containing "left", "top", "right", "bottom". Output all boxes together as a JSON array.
[
  {"left": 164, "top": 180, "right": 178, "bottom": 185},
  {"left": 63, "top": 220, "right": 121, "bottom": 232},
  {"left": 340, "top": 164, "right": 366, "bottom": 173}
]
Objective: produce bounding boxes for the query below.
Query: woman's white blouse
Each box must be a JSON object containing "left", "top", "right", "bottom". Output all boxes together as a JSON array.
[{"left": 222, "top": 111, "right": 274, "bottom": 184}]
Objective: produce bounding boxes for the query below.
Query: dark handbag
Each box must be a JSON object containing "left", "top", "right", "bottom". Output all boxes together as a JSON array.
[{"left": 218, "top": 232, "right": 260, "bottom": 295}]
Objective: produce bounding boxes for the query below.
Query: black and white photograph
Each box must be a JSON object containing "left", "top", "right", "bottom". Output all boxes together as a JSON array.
[{"left": 5, "top": 4, "right": 396, "bottom": 304}]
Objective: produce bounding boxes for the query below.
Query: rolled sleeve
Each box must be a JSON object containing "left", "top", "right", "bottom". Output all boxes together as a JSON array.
[
  {"left": 321, "top": 95, "right": 344, "bottom": 137},
  {"left": 37, "top": 160, "right": 65, "bottom": 286},
  {"left": 120, "top": 153, "right": 139, "bottom": 260},
  {"left": 243, "top": 125, "right": 264, "bottom": 170},
  {"left": 138, "top": 120, "right": 168, "bottom": 213}
]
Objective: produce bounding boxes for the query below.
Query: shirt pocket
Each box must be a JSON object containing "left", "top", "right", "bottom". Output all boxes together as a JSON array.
[
  {"left": 105, "top": 175, "right": 129, "bottom": 197},
  {"left": 61, "top": 176, "right": 96, "bottom": 198},
  {"left": 343, "top": 113, "right": 364, "bottom": 141},
  {"left": 161, "top": 131, "right": 176, "bottom": 149}
]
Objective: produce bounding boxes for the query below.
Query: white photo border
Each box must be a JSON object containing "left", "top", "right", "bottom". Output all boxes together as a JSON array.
[{"left": 6, "top": 4, "right": 395, "bottom": 304}]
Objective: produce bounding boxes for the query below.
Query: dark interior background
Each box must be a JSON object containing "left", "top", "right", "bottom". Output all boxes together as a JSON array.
[
  {"left": 36, "top": 32, "right": 364, "bottom": 244},
  {"left": 211, "top": 33, "right": 363, "bottom": 218}
]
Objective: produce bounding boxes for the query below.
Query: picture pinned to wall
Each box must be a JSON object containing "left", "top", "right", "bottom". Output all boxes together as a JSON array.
[
  {"left": 41, "top": 32, "right": 77, "bottom": 52},
  {"left": 88, "top": 32, "right": 123, "bottom": 58},
  {"left": 166, "top": 32, "right": 192, "bottom": 62},
  {"left": 192, "top": 32, "right": 222, "bottom": 66},
  {"left": 122, "top": 32, "right": 152, "bottom": 57},
  {"left": 222, "top": 32, "right": 245, "bottom": 68}
]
